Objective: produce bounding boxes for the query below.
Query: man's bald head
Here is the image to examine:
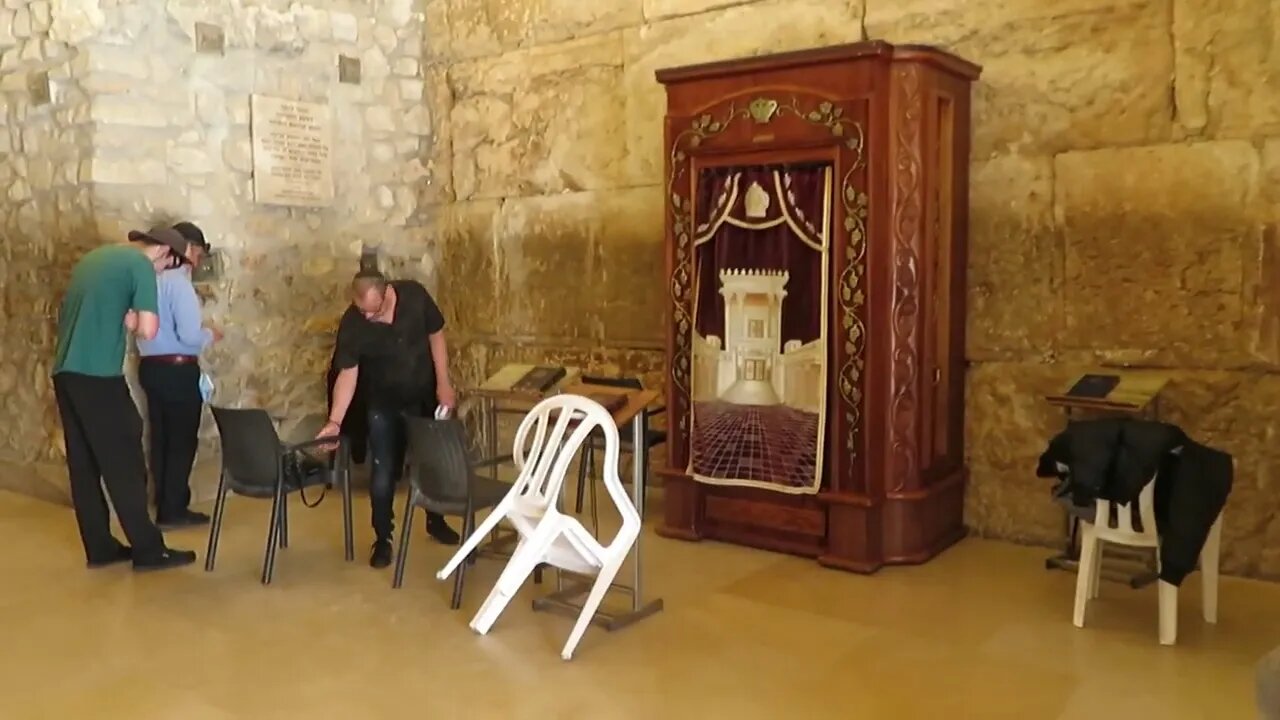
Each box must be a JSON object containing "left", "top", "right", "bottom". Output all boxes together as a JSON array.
[{"left": 352, "top": 270, "right": 390, "bottom": 319}]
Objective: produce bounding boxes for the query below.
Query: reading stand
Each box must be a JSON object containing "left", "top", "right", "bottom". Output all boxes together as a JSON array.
[
  {"left": 466, "top": 366, "right": 666, "bottom": 633},
  {"left": 1043, "top": 371, "right": 1171, "bottom": 589}
]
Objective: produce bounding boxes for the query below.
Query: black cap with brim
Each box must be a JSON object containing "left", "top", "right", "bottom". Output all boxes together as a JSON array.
[
  {"left": 171, "top": 221, "right": 209, "bottom": 252},
  {"left": 128, "top": 227, "right": 190, "bottom": 264}
]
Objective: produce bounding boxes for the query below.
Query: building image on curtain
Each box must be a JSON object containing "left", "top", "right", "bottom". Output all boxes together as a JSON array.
[{"left": 689, "top": 163, "right": 831, "bottom": 494}]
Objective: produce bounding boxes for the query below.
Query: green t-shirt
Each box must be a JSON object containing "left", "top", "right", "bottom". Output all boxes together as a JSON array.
[{"left": 53, "top": 245, "right": 159, "bottom": 377}]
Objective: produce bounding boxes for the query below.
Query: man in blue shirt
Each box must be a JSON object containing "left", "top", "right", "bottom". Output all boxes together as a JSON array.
[{"left": 138, "top": 222, "right": 222, "bottom": 528}]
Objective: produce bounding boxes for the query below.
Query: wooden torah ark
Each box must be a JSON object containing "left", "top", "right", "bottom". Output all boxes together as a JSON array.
[{"left": 655, "top": 42, "right": 981, "bottom": 573}]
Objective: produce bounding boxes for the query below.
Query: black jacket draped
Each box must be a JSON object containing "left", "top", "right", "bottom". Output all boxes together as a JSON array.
[{"left": 1035, "top": 418, "right": 1231, "bottom": 586}]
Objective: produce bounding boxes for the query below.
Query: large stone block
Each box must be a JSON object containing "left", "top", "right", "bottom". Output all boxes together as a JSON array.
[
  {"left": 866, "top": 0, "right": 1174, "bottom": 158},
  {"left": 425, "top": 0, "right": 536, "bottom": 61},
  {"left": 534, "top": 0, "right": 642, "bottom": 44},
  {"left": 1172, "top": 0, "right": 1280, "bottom": 137},
  {"left": 623, "top": 0, "right": 866, "bottom": 186},
  {"left": 449, "top": 33, "right": 626, "bottom": 201},
  {"left": 439, "top": 187, "right": 665, "bottom": 344},
  {"left": 966, "top": 154, "right": 1060, "bottom": 360},
  {"left": 642, "top": 0, "right": 764, "bottom": 21},
  {"left": 1053, "top": 141, "right": 1267, "bottom": 366}
]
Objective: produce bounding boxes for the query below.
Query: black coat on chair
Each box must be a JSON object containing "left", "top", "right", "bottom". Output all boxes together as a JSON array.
[{"left": 1035, "top": 418, "right": 1232, "bottom": 586}]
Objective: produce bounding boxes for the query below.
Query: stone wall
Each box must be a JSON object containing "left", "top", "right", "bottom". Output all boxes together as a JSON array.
[
  {"left": 0, "top": 0, "right": 95, "bottom": 500},
  {"left": 1, "top": 0, "right": 437, "bottom": 502},
  {"left": 423, "top": 0, "right": 1280, "bottom": 577}
]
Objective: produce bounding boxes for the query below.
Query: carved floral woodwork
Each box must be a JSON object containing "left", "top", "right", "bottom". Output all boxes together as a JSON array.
[{"left": 657, "top": 42, "right": 981, "bottom": 572}]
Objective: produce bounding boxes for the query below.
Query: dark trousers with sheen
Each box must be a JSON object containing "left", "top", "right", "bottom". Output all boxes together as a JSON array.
[
  {"left": 367, "top": 402, "right": 441, "bottom": 541},
  {"left": 138, "top": 360, "right": 203, "bottom": 519},
  {"left": 53, "top": 372, "right": 167, "bottom": 563}
]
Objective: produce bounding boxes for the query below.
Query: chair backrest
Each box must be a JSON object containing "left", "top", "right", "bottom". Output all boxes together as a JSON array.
[
  {"left": 403, "top": 413, "right": 472, "bottom": 503},
  {"left": 509, "top": 394, "right": 640, "bottom": 532},
  {"left": 580, "top": 375, "right": 643, "bottom": 391},
  {"left": 1094, "top": 475, "right": 1158, "bottom": 544},
  {"left": 210, "top": 406, "right": 282, "bottom": 488}
]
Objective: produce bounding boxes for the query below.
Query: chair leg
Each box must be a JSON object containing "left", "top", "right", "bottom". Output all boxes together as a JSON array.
[
  {"left": 588, "top": 445, "right": 599, "bottom": 537},
  {"left": 1089, "top": 540, "right": 1103, "bottom": 599},
  {"left": 392, "top": 492, "right": 417, "bottom": 590},
  {"left": 561, "top": 561, "right": 624, "bottom": 661},
  {"left": 261, "top": 482, "right": 285, "bottom": 586},
  {"left": 341, "top": 451, "right": 354, "bottom": 562},
  {"left": 437, "top": 506, "right": 507, "bottom": 581},
  {"left": 574, "top": 442, "right": 590, "bottom": 514},
  {"left": 278, "top": 492, "right": 289, "bottom": 549},
  {"left": 451, "top": 510, "right": 474, "bottom": 610},
  {"left": 1073, "top": 524, "right": 1098, "bottom": 628},
  {"left": 1158, "top": 580, "right": 1179, "bottom": 645},
  {"left": 1202, "top": 513, "right": 1222, "bottom": 624},
  {"left": 471, "top": 530, "right": 553, "bottom": 635},
  {"left": 204, "top": 472, "right": 230, "bottom": 572}
]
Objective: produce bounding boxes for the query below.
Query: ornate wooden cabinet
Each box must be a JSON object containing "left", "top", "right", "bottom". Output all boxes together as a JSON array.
[{"left": 655, "top": 42, "right": 981, "bottom": 572}]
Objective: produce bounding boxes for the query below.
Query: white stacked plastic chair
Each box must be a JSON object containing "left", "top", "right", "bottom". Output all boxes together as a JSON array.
[
  {"left": 436, "top": 394, "right": 642, "bottom": 660},
  {"left": 1072, "top": 474, "right": 1223, "bottom": 645}
]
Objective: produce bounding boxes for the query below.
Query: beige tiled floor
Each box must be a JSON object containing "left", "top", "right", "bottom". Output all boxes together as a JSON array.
[{"left": 0, "top": 487, "right": 1272, "bottom": 719}]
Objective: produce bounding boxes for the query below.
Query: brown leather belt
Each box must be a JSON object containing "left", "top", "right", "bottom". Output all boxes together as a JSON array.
[{"left": 140, "top": 354, "right": 198, "bottom": 365}]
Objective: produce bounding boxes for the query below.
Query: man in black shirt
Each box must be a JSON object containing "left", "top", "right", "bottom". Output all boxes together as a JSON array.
[{"left": 318, "top": 271, "right": 460, "bottom": 567}]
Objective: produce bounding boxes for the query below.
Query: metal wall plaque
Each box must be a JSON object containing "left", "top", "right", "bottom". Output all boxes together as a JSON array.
[
  {"left": 27, "top": 71, "right": 50, "bottom": 106},
  {"left": 195, "top": 22, "right": 225, "bottom": 54},
  {"left": 191, "top": 249, "right": 223, "bottom": 284},
  {"left": 338, "top": 55, "right": 361, "bottom": 84},
  {"left": 250, "top": 94, "right": 335, "bottom": 207}
]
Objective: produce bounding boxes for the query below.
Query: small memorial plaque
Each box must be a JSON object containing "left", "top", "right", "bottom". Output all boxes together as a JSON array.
[
  {"left": 250, "top": 95, "right": 335, "bottom": 208},
  {"left": 27, "top": 71, "right": 50, "bottom": 106},
  {"left": 195, "top": 22, "right": 225, "bottom": 54},
  {"left": 338, "top": 55, "right": 361, "bottom": 84}
]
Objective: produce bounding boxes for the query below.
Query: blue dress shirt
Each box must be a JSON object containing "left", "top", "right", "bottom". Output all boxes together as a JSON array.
[{"left": 137, "top": 269, "right": 212, "bottom": 357}]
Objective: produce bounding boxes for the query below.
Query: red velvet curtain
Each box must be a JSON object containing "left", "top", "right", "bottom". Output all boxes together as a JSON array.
[{"left": 692, "top": 163, "right": 829, "bottom": 348}]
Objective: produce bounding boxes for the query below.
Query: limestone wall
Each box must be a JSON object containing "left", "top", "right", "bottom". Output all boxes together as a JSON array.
[
  {"left": 0, "top": 1, "right": 95, "bottom": 499},
  {"left": 424, "top": 0, "right": 1280, "bottom": 577},
  {"left": 1, "top": 0, "right": 438, "bottom": 502}
]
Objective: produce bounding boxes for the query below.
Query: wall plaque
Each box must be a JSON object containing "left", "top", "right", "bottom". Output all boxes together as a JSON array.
[
  {"left": 27, "top": 71, "right": 50, "bottom": 106},
  {"left": 250, "top": 95, "right": 335, "bottom": 207}
]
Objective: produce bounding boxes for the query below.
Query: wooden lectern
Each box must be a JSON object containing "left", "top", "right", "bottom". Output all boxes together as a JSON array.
[{"left": 655, "top": 42, "right": 982, "bottom": 572}]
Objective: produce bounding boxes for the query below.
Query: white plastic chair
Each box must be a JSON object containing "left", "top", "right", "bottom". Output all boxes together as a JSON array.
[
  {"left": 1072, "top": 475, "right": 1223, "bottom": 645},
  {"left": 436, "top": 394, "right": 642, "bottom": 660}
]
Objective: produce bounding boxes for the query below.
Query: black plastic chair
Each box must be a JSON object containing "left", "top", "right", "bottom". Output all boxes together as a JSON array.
[
  {"left": 574, "top": 376, "right": 666, "bottom": 530},
  {"left": 392, "top": 412, "right": 527, "bottom": 608},
  {"left": 206, "top": 407, "right": 355, "bottom": 585}
]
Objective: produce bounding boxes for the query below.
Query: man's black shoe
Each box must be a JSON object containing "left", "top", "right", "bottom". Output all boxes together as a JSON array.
[
  {"left": 370, "top": 540, "right": 393, "bottom": 569},
  {"left": 132, "top": 549, "right": 197, "bottom": 573},
  {"left": 157, "top": 510, "right": 211, "bottom": 530},
  {"left": 426, "top": 515, "right": 460, "bottom": 545},
  {"left": 86, "top": 544, "right": 132, "bottom": 569}
]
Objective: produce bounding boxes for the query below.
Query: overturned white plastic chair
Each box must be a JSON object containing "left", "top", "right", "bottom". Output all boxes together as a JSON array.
[
  {"left": 1072, "top": 475, "right": 1223, "bottom": 645},
  {"left": 436, "top": 394, "right": 642, "bottom": 660}
]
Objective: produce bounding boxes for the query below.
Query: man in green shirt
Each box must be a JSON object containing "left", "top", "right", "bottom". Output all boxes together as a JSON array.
[{"left": 52, "top": 227, "right": 198, "bottom": 572}]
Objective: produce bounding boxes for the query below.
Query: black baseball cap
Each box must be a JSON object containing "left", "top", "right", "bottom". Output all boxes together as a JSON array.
[
  {"left": 171, "top": 221, "right": 209, "bottom": 252},
  {"left": 127, "top": 226, "right": 190, "bottom": 264}
]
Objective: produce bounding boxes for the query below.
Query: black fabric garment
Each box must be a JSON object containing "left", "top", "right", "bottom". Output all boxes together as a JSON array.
[
  {"left": 326, "top": 358, "right": 368, "bottom": 464},
  {"left": 366, "top": 401, "right": 440, "bottom": 541},
  {"left": 139, "top": 360, "right": 203, "bottom": 518},
  {"left": 53, "top": 372, "right": 167, "bottom": 563},
  {"left": 332, "top": 279, "right": 444, "bottom": 410},
  {"left": 1036, "top": 418, "right": 1232, "bottom": 586}
]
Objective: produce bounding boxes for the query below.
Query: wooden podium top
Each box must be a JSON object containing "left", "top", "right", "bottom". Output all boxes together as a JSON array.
[
  {"left": 471, "top": 364, "right": 582, "bottom": 401},
  {"left": 467, "top": 364, "right": 659, "bottom": 428},
  {"left": 1045, "top": 370, "right": 1171, "bottom": 415},
  {"left": 562, "top": 381, "right": 660, "bottom": 429}
]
